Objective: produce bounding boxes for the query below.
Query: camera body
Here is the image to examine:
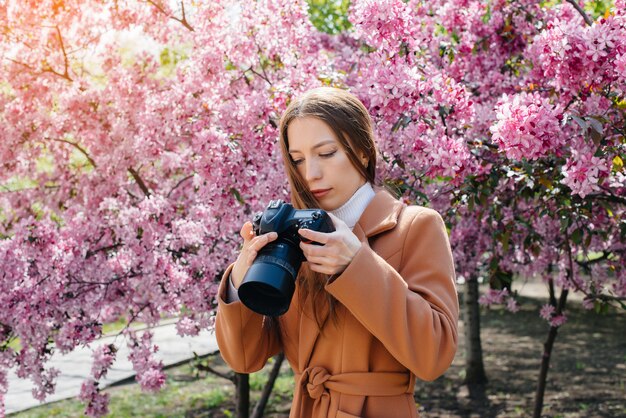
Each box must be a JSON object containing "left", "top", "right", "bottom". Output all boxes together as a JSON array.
[{"left": 238, "top": 200, "right": 335, "bottom": 316}]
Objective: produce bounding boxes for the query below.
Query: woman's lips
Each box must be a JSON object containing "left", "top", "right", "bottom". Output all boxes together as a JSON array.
[{"left": 311, "top": 188, "right": 331, "bottom": 198}]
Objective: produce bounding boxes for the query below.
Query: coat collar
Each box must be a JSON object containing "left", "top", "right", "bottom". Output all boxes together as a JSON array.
[{"left": 352, "top": 188, "right": 405, "bottom": 241}]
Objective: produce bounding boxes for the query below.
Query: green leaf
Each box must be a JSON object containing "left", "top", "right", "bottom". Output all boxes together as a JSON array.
[
  {"left": 502, "top": 229, "right": 511, "bottom": 252},
  {"left": 307, "top": 0, "right": 352, "bottom": 34},
  {"left": 560, "top": 215, "right": 572, "bottom": 230},
  {"left": 570, "top": 115, "right": 587, "bottom": 130},
  {"left": 588, "top": 117, "right": 604, "bottom": 145},
  {"left": 571, "top": 228, "right": 583, "bottom": 245},
  {"left": 230, "top": 187, "right": 245, "bottom": 205}
]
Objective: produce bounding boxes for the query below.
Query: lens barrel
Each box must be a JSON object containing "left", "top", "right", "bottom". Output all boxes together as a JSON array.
[{"left": 238, "top": 240, "right": 302, "bottom": 316}]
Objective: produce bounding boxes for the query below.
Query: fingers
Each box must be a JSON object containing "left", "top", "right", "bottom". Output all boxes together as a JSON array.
[
  {"left": 307, "top": 262, "right": 335, "bottom": 275},
  {"left": 239, "top": 221, "right": 255, "bottom": 242},
  {"left": 299, "top": 241, "right": 329, "bottom": 257},
  {"left": 298, "top": 228, "right": 331, "bottom": 244},
  {"left": 245, "top": 231, "right": 278, "bottom": 263}
]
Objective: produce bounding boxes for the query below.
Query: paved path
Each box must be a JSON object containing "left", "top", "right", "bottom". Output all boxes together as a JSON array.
[{"left": 6, "top": 322, "right": 218, "bottom": 415}]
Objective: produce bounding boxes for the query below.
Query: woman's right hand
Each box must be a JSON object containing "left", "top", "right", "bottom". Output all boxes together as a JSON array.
[{"left": 231, "top": 221, "right": 278, "bottom": 288}]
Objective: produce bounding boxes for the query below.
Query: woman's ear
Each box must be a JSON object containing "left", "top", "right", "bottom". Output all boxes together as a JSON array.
[{"left": 360, "top": 152, "right": 369, "bottom": 167}]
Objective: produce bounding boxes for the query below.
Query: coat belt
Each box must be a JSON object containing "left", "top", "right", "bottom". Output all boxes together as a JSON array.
[{"left": 292, "top": 366, "right": 411, "bottom": 418}]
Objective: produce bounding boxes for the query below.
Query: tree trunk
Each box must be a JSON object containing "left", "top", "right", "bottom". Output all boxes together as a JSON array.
[
  {"left": 235, "top": 373, "right": 250, "bottom": 418},
  {"left": 533, "top": 287, "right": 569, "bottom": 418},
  {"left": 251, "top": 352, "right": 286, "bottom": 418},
  {"left": 464, "top": 274, "right": 488, "bottom": 388}
]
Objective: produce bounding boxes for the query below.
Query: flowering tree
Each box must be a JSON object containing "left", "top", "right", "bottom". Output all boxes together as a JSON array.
[
  {"left": 1, "top": 0, "right": 625, "bottom": 417},
  {"left": 343, "top": 1, "right": 625, "bottom": 414},
  {"left": 0, "top": 1, "right": 332, "bottom": 415},
  {"left": 351, "top": 0, "right": 625, "bottom": 414}
]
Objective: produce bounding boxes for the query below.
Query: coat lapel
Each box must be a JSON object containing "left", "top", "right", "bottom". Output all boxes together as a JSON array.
[{"left": 356, "top": 188, "right": 405, "bottom": 238}]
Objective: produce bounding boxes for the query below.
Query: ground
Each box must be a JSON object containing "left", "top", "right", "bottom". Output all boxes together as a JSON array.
[
  {"left": 416, "top": 294, "right": 626, "bottom": 418},
  {"left": 13, "top": 284, "right": 626, "bottom": 418}
]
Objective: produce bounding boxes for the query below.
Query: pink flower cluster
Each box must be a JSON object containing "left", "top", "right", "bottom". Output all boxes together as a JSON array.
[
  {"left": 490, "top": 92, "right": 563, "bottom": 161},
  {"left": 420, "top": 135, "right": 472, "bottom": 183},
  {"left": 479, "top": 288, "right": 519, "bottom": 313},
  {"left": 528, "top": 12, "right": 626, "bottom": 94},
  {"left": 539, "top": 304, "right": 568, "bottom": 327},
  {"left": 561, "top": 147, "right": 610, "bottom": 198},
  {"left": 349, "top": 0, "right": 421, "bottom": 51},
  {"left": 91, "top": 345, "right": 117, "bottom": 380},
  {"left": 79, "top": 380, "right": 110, "bottom": 417},
  {"left": 126, "top": 331, "right": 166, "bottom": 393}
]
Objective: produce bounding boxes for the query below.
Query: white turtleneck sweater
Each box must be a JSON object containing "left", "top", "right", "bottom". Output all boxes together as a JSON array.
[
  {"left": 330, "top": 181, "right": 375, "bottom": 229},
  {"left": 227, "top": 182, "right": 376, "bottom": 301}
]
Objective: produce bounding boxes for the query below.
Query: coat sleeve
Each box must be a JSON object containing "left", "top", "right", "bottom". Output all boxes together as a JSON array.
[
  {"left": 325, "top": 208, "right": 459, "bottom": 381},
  {"left": 214, "top": 263, "right": 281, "bottom": 373}
]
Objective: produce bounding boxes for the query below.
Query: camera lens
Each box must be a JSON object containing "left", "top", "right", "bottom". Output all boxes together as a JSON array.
[{"left": 238, "top": 240, "right": 303, "bottom": 316}]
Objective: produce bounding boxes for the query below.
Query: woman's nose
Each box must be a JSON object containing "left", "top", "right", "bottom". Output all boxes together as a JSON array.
[{"left": 304, "top": 159, "right": 322, "bottom": 182}]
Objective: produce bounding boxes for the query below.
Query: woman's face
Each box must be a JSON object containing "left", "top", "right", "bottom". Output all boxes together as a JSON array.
[{"left": 287, "top": 116, "right": 367, "bottom": 211}]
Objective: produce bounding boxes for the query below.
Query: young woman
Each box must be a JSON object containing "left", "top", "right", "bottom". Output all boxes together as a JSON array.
[{"left": 215, "top": 87, "right": 459, "bottom": 418}]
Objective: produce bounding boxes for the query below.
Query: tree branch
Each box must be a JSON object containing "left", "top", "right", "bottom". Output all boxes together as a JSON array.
[
  {"left": 6, "top": 57, "right": 71, "bottom": 82},
  {"left": 244, "top": 66, "right": 273, "bottom": 86},
  {"left": 146, "top": 0, "right": 194, "bottom": 31},
  {"left": 179, "top": 1, "right": 194, "bottom": 32},
  {"left": 564, "top": 0, "right": 593, "bottom": 26},
  {"left": 86, "top": 243, "right": 123, "bottom": 259},
  {"left": 54, "top": 25, "right": 72, "bottom": 81},
  {"left": 194, "top": 362, "right": 236, "bottom": 382},
  {"left": 50, "top": 138, "right": 97, "bottom": 167},
  {"left": 128, "top": 167, "right": 152, "bottom": 197},
  {"left": 167, "top": 174, "right": 194, "bottom": 198},
  {"left": 587, "top": 192, "right": 626, "bottom": 205}
]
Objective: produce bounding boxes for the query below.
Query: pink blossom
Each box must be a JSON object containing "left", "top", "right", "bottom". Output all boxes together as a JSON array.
[
  {"left": 540, "top": 304, "right": 555, "bottom": 321},
  {"left": 490, "top": 92, "right": 563, "bottom": 161},
  {"left": 506, "top": 298, "right": 520, "bottom": 313},
  {"left": 420, "top": 135, "right": 473, "bottom": 182},
  {"left": 549, "top": 314, "right": 568, "bottom": 327},
  {"left": 137, "top": 367, "right": 167, "bottom": 392},
  {"left": 561, "top": 151, "right": 610, "bottom": 198},
  {"left": 479, "top": 288, "right": 509, "bottom": 306},
  {"left": 582, "top": 297, "right": 595, "bottom": 310},
  {"left": 176, "top": 316, "right": 200, "bottom": 337},
  {"left": 349, "top": 0, "right": 421, "bottom": 51},
  {"left": 91, "top": 345, "right": 117, "bottom": 380},
  {"left": 79, "top": 380, "right": 110, "bottom": 418},
  {"left": 615, "top": 53, "right": 626, "bottom": 82},
  {"left": 125, "top": 330, "right": 166, "bottom": 393}
]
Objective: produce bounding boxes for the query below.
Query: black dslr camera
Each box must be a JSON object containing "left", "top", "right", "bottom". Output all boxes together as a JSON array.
[{"left": 238, "top": 200, "right": 335, "bottom": 316}]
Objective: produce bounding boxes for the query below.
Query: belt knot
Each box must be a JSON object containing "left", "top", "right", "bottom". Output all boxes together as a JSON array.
[{"left": 302, "top": 366, "right": 331, "bottom": 399}]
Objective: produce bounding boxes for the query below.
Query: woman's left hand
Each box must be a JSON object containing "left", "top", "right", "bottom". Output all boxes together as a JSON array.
[{"left": 298, "top": 213, "right": 362, "bottom": 276}]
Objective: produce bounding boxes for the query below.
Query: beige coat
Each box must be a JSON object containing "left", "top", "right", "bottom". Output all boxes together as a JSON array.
[{"left": 215, "top": 189, "right": 459, "bottom": 418}]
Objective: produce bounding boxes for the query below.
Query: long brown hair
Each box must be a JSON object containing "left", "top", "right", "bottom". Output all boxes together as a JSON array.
[{"left": 278, "top": 87, "right": 378, "bottom": 328}]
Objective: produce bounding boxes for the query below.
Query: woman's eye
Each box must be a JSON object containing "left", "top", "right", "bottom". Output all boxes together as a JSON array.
[
  {"left": 292, "top": 159, "right": 304, "bottom": 166},
  {"left": 320, "top": 151, "right": 336, "bottom": 158}
]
